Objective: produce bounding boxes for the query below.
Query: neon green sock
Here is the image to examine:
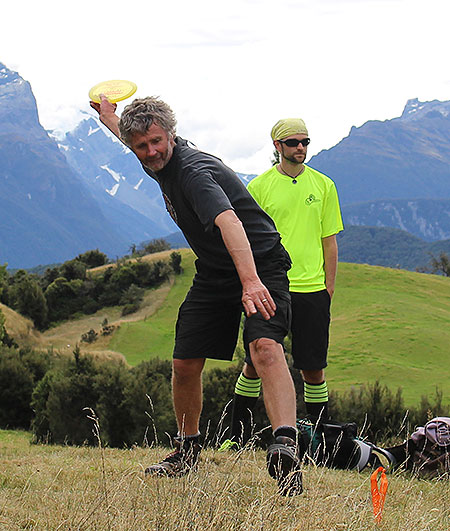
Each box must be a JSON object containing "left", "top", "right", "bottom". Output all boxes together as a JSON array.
[
  {"left": 235, "top": 373, "right": 261, "bottom": 398},
  {"left": 230, "top": 373, "right": 261, "bottom": 443},
  {"left": 304, "top": 381, "right": 329, "bottom": 419}
]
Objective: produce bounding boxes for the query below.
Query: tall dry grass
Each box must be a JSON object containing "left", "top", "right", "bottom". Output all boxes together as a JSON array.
[{"left": 0, "top": 429, "right": 449, "bottom": 530}]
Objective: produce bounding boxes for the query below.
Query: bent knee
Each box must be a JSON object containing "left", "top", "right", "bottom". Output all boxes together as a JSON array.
[
  {"left": 172, "top": 358, "right": 205, "bottom": 381},
  {"left": 250, "top": 338, "right": 284, "bottom": 368}
]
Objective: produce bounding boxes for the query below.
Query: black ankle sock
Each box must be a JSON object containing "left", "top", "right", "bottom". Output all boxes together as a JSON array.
[
  {"left": 176, "top": 433, "right": 200, "bottom": 444},
  {"left": 274, "top": 426, "right": 297, "bottom": 441},
  {"left": 305, "top": 401, "right": 329, "bottom": 421},
  {"left": 230, "top": 374, "right": 261, "bottom": 444}
]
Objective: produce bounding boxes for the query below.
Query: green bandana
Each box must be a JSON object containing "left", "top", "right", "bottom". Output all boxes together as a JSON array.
[{"left": 271, "top": 118, "right": 308, "bottom": 140}]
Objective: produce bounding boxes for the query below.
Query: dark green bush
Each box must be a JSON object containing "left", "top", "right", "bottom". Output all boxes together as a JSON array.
[
  {"left": 121, "top": 359, "right": 176, "bottom": 446},
  {"left": 8, "top": 270, "right": 48, "bottom": 329},
  {"left": 31, "top": 352, "right": 175, "bottom": 448},
  {"left": 59, "top": 260, "right": 86, "bottom": 281},
  {"left": 120, "top": 284, "right": 144, "bottom": 307},
  {"left": 0, "top": 350, "right": 34, "bottom": 429},
  {"left": 170, "top": 252, "right": 182, "bottom": 274},
  {"left": 121, "top": 303, "right": 140, "bottom": 316},
  {"left": 76, "top": 249, "right": 109, "bottom": 269},
  {"left": 31, "top": 349, "right": 101, "bottom": 445},
  {"left": 92, "top": 361, "right": 133, "bottom": 448},
  {"left": 143, "top": 238, "right": 171, "bottom": 254},
  {"left": 0, "top": 346, "right": 53, "bottom": 429},
  {"left": 3, "top": 345, "right": 442, "bottom": 450}
]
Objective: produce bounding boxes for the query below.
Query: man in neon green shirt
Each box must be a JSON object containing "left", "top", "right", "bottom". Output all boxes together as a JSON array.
[{"left": 224, "top": 118, "right": 343, "bottom": 448}]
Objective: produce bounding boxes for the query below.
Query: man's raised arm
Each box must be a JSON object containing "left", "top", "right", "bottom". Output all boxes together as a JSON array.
[{"left": 90, "top": 94, "right": 122, "bottom": 142}]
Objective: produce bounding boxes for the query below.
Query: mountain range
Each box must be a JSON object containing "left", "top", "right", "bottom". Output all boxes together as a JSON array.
[
  {"left": 52, "top": 98, "right": 450, "bottom": 246},
  {"left": 54, "top": 117, "right": 176, "bottom": 239},
  {"left": 0, "top": 64, "right": 130, "bottom": 267},
  {"left": 308, "top": 98, "right": 450, "bottom": 242},
  {"left": 0, "top": 61, "right": 449, "bottom": 269}
]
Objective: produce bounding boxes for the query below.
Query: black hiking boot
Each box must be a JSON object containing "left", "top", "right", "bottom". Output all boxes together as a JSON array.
[
  {"left": 145, "top": 436, "right": 201, "bottom": 477},
  {"left": 266, "top": 435, "right": 303, "bottom": 496}
]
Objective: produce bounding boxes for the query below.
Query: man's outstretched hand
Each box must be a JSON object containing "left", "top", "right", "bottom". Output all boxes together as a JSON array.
[
  {"left": 90, "top": 94, "right": 117, "bottom": 118},
  {"left": 89, "top": 94, "right": 121, "bottom": 139}
]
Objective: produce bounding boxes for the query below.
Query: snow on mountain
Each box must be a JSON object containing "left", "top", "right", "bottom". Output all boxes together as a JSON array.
[
  {"left": 0, "top": 62, "right": 133, "bottom": 268},
  {"left": 55, "top": 117, "right": 177, "bottom": 236}
]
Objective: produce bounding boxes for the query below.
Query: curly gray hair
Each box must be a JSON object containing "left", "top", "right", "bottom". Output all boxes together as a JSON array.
[{"left": 119, "top": 97, "right": 177, "bottom": 145}]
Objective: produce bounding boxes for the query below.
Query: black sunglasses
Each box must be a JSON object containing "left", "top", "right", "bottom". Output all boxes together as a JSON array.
[{"left": 278, "top": 138, "right": 310, "bottom": 148}]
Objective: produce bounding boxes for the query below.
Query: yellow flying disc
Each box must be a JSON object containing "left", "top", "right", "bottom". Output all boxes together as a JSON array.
[{"left": 89, "top": 79, "right": 137, "bottom": 103}]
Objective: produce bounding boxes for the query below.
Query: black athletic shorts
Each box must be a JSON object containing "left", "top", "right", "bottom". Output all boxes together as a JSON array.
[
  {"left": 173, "top": 249, "right": 291, "bottom": 362},
  {"left": 290, "top": 289, "right": 331, "bottom": 371}
]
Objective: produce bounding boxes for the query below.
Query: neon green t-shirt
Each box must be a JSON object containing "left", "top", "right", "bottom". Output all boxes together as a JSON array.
[{"left": 247, "top": 165, "right": 343, "bottom": 293}]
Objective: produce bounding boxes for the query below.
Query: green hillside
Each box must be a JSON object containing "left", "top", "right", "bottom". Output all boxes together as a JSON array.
[
  {"left": 108, "top": 249, "right": 196, "bottom": 366},
  {"left": 107, "top": 249, "right": 450, "bottom": 407},
  {"left": 328, "top": 262, "right": 450, "bottom": 405},
  {"left": 108, "top": 250, "right": 233, "bottom": 370}
]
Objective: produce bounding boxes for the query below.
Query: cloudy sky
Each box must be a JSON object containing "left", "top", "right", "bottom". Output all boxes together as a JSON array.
[{"left": 1, "top": 0, "right": 449, "bottom": 173}]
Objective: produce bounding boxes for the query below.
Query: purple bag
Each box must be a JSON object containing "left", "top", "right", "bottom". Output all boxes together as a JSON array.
[
  {"left": 411, "top": 417, "right": 450, "bottom": 447},
  {"left": 409, "top": 417, "right": 450, "bottom": 478}
]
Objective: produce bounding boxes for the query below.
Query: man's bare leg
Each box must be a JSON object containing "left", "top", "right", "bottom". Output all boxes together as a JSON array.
[
  {"left": 249, "top": 338, "right": 296, "bottom": 430},
  {"left": 250, "top": 338, "right": 302, "bottom": 496},
  {"left": 145, "top": 357, "right": 205, "bottom": 477},
  {"left": 172, "top": 357, "right": 205, "bottom": 436}
]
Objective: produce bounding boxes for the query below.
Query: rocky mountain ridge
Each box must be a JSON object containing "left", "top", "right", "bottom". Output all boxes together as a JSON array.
[{"left": 1, "top": 59, "right": 449, "bottom": 268}]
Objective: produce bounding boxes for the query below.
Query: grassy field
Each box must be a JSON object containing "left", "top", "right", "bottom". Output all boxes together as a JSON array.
[
  {"left": 105, "top": 253, "right": 450, "bottom": 405},
  {"left": 0, "top": 429, "right": 448, "bottom": 530},
  {"left": 107, "top": 249, "right": 237, "bottom": 371},
  {"left": 106, "top": 249, "right": 197, "bottom": 365},
  {"left": 327, "top": 263, "right": 450, "bottom": 405}
]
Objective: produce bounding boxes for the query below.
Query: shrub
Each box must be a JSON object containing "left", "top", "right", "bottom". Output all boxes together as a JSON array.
[
  {"left": 0, "top": 346, "right": 53, "bottom": 429},
  {"left": 59, "top": 259, "right": 87, "bottom": 281},
  {"left": 31, "top": 349, "right": 101, "bottom": 445},
  {"left": 81, "top": 329, "right": 98, "bottom": 343},
  {"left": 21, "top": 349, "right": 448, "bottom": 450},
  {"left": 0, "top": 349, "right": 34, "bottom": 429},
  {"left": 100, "top": 319, "right": 116, "bottom": 336},
  {"left": 92, "top": 361, "right": 133, "bottom": 448},
  {"left": 143, "top": 238, "right": 171, "bottom": 254},
  {"left": 321, "top": 381, "right": 405, "bottom": 442},
  {"left": 76, "top": 249, "right": 109, "bottom": 269},
  {"left": 202, "top": 364, "right": 243, "bottom": 444},
  {"left": 170, "top": 251, "right": 182, "bottom": 274},
  {"left": 121, "top": 359, "right": 176, "bottom": 446},
  {"left": 121, "top": 303, "right": 140, "bottom": 316},
  {"left": 31, "top": 353, "right": 175, "bottom": 448},
  {"left": 82, "top": 299, "right": 100, "bottom": 315},
  {"left": 8, "top": 270, "right": 48, "bottom": 329},
  {"left": 120, "top": 284, "right": 144, "bottom": 306},
  {"left": 45, "top": 278, "right": 85, "bottom": 323}
]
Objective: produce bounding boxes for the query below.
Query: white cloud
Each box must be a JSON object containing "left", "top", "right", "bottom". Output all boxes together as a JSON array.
[{"left": 1, "top": 0, "right": 449, "bottom": 173}]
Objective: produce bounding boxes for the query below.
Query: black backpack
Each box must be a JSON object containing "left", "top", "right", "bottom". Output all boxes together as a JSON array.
[{"left": 297, "top": 418, "right": 396, "bottom": 471}]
